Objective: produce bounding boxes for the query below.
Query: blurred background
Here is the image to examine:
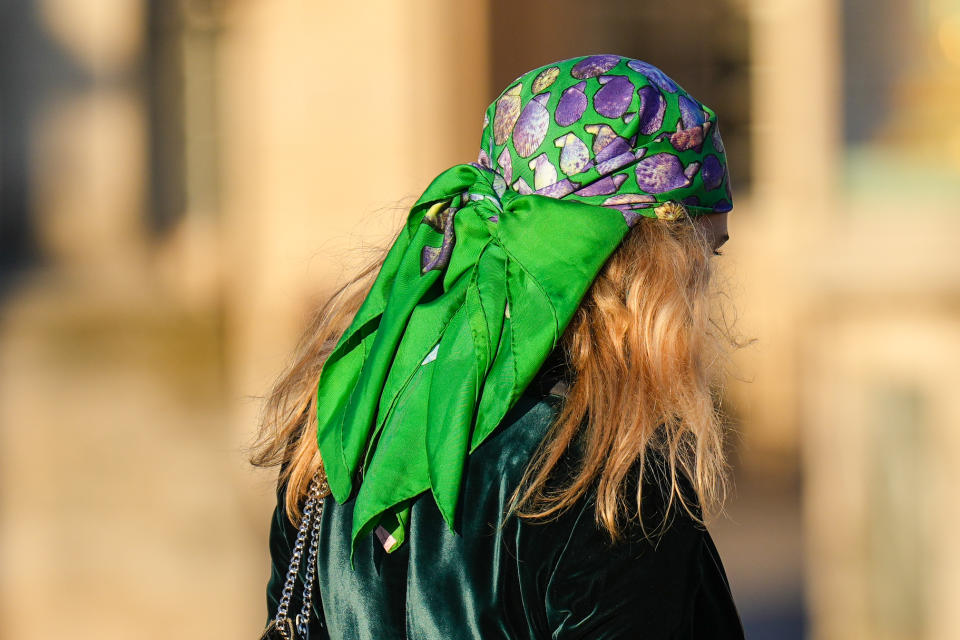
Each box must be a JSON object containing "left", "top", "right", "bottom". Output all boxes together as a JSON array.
[{"left": 0, "top": 0, "right": 958, "bottom": 638}]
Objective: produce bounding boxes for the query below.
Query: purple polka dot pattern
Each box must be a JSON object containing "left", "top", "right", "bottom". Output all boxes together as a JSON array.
[
  {"left": 555, "top": 81, "right": 588, "bottom": 127},
  {"left": 571, "top": 54, "right": 621, "bottom": 79},
  {"left": 513, "top": 93, "right": 551, "bottom": 158},
  {"left": 594, "top": 75, "right": 634, "bottom": 118}
]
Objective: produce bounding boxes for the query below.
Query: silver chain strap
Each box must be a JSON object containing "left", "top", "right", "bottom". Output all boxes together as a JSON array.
[{"left": 269, "top": 468, "right": 328, "bottom": 640}]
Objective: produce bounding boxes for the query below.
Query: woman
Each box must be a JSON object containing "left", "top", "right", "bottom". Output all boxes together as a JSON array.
[{"left": 251, "top": 54, "right": 745, "bottom": 639}]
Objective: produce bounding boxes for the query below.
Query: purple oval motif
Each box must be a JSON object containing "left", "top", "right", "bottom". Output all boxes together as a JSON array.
[
  {"left": 637, "top": 85, "right": 666, "bottom": 135},
  {"left": 532, "top": 66, "right": 560, "bottom": 93},
  {"left": 420, "top": 208, "right": 457, "bottom": 273},
  {"left": 668, "top": 120, "right": 710, "bottom": 152},
  {"left": 594, "top": 76, "right": 635, "bottom": 118},
  {"left": 535, "top": 178, "right": 578, "bottom": 198},
  {"left": 497, "top": 148, "right": 513, "bottom": 184},
  {"left": 585, "top": 124, "right": 617, "bottom": 154},
  {"left": 513, "top": 93, "right": 551, "bottom": 158},
  {"left": 712, "top": 126, "right": 725, "bottom": 154},
  {"left": 477, "top": 149, "right": 492, "bottom": 169},
  {"left": 555, "top": 81, "right": 587, "bottom": 127},
  {"left": 603, "top": 193, "right": 656, "bottom": 206},
  {"left": 493, "top": 85, "right": 522, "bottom": 145},
  {"left": 573, "top": 173, "right": 628, "bottom": 197},
  {"left": 679, "top": 95, "right": 705, "bottom": 129},
  {"left": 571, "top": 55, "right": 621, "bottom": 79},
  {"left": 554, "top": 133, "right": 591, "bottom": 175},
  {"left": 626, "top": 59, "right": 679, "bottom": 93},
  {"left": 528, "top": 153, "right": 558, "bottom": 190},
  {"left": 700, "top": 154, "right": 724, "bottom": 191},
  {"left": 635, "top": 153, "right": 693, "bottom": 194},
  {"left": 595, "top": 134, "right": 631, "bottom": 164}
]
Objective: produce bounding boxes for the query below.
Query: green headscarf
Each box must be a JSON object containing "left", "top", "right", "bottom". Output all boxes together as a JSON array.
[{"left": 315, "top": 55, "right": 732, "bottom": 564}]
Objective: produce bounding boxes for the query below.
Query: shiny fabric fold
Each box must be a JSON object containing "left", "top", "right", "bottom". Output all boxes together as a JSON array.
[{"left": 315, "top": 163, "right": 630, "bottom": 563}]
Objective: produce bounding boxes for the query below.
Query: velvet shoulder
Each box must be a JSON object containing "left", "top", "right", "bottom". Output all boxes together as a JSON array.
[{"left": 514, "top": 450, "right": 742, "bottom": 638}]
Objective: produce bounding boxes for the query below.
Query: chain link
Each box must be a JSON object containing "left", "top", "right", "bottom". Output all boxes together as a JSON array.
[
  {"left": 272, "top": 469, "right": 327, "bottom": 640},
  {"left": 296, "top": 473, "right": 328, "bottom": 639}
]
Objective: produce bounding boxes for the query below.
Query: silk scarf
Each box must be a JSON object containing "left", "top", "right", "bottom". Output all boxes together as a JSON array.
[{"left": 315, "top": 54, "right": 733, "bottom": 564}]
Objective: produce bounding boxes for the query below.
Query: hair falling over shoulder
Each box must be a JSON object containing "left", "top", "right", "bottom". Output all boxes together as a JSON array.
[
  {"left": 247, "top": 214, "right": 745, "bottom": 539},
  {"left": 508, "top": 214, "right": 744, "bottom": 541},
  {"left": 245, "top": 241, "right": 392, "bottom": 525}
]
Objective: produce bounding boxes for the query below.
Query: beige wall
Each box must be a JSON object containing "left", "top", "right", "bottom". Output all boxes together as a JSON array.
[
  {"left": 217, "top": 0, "right": 491, "bottom": 440},
  {"left": 0, "top": 2, "right": 491, "bottom": 638},
  {"left": 740, "top": 0, "right": 960, "bottom": 637},
  {"left": 3, "top": 1, "right": 960, "bottom": 638}
]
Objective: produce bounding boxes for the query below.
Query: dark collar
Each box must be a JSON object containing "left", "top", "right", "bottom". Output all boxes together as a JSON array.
[{"left": 526, "top": 346, "right": 572, "bottom": 400}]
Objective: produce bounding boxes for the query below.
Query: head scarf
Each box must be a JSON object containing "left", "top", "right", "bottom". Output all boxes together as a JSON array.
[{"left": 315, "top": 54, "right": 733, "bottom": 564}]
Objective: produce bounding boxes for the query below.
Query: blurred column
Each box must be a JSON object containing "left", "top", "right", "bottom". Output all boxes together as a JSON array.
[
  {"left": 28, "top": 0, "right": 149, "bottom": 287},
  {"left": 800, "top": 0, "right": 960, "bottom": 637},
  {"left": 728, "top": 0, "right": 842, "bottom": 477},
  {"left": 146, "top": 1, "right": 225, "bottom": 305}
]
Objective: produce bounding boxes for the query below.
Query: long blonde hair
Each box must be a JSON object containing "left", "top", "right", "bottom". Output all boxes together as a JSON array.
[{"left": 247, "top": 211, "right": 741, "bottom": 540}]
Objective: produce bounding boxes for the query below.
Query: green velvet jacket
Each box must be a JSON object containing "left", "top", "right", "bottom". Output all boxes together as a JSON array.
[{"left": 265, "top": 360, "right": 745, "bottom": 639}]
